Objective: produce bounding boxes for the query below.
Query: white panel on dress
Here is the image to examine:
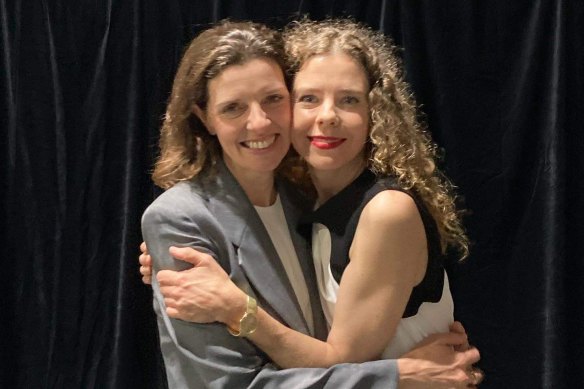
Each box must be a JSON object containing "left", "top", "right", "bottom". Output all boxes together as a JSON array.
[
  {"left": 312, "top": 223, "right": 338, "bottom": 330},
  {"left": 381, "top": 274, "right": 453, "bottom": 358}
]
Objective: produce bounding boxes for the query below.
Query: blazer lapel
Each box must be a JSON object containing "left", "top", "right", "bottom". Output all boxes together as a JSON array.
[{"left": 205, "top": 161, "right": 310, "bottom": 334}]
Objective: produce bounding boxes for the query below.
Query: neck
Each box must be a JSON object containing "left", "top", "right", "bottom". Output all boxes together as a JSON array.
[
  {"left": 310, "top": 159, "right": 367, "bottom": 204},
  {"left": 244, "top": 177, "right": 277, "bottom": 207},
  {"left": 223, "top": 162, "right": 276, "bottom": 207}
]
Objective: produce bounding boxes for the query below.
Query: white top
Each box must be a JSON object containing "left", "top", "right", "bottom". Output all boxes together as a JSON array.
[
  {"left": 312, "top": 222, "right": 454, "bottom": 358},
  {"left": 255, "top": 196, "right": 314, "bottom": 333}
]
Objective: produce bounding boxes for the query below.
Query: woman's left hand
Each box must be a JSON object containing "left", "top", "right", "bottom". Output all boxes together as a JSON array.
[
  {"left": 139, "top": 242, "right": 153, "bottom": 285},
  {"left": 157, "top": 246, "right": 247, "bottom": 325}
]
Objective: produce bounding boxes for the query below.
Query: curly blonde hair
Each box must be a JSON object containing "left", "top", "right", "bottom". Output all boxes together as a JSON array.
[
  {"left": 152, "top": 21, "right": 287, "bottom": 189},
  {"left": 284, "top": 19, "right": 469, "bottom": 259}
]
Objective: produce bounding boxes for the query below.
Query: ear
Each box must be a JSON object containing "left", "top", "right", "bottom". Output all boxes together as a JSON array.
[{"left": 192, "top": 104, "right": 215, "bottom": 135}]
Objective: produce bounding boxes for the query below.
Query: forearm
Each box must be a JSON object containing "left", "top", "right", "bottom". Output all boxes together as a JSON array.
[
  {"left": 227, "top": 306, "right": 353, "bottom": 368},
  {"left": 155, "top": 288, "right": 399, "bottom": 388},
  {"left": 141, "top": 195, "right": 401, "bottom": 387}
]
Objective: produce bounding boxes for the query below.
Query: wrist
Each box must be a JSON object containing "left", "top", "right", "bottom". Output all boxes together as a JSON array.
[
  {"left": 227, "top": 294, "right": 258, "bottom": 337},
  {"left": 396, "top": 358, "right": 418, "bottom": 388},
  {"left": 226, "top": 295, "right": 247, "bottom": 329},
  {"left": 216, "top": 285, "right": 247, "bottom": 327},
  {"left": 221, "top": 288, "right": 247, "bottom": 330}
]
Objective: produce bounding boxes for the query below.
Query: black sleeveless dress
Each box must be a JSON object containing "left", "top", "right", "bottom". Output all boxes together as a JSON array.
[{"left": 300, "top": 169, "right": 453, "bottom": 358}]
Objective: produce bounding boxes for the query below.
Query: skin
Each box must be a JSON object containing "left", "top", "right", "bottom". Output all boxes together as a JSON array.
[
  {"left": 209, "top": 53, "right": 428, "bottom": 366},
  {"left": 145, "top": 247, "right": 482, "bottom": 388},
  {"left": 291, "top": 53, "right": 371, "bottom": 201},
  {"left": 193, "top": 58, "right": 291, "bottom": 206},
  {"left": 140, "top": 53, "right": 483, "bottom": 387}
]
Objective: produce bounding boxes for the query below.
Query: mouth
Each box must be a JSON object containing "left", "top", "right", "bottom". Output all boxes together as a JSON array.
[
  {"left": 308, "top": 136, "right": 346, "bottom": 150},
  {"left": 241, "top": 135, "right": 278, "bottom": 150}
]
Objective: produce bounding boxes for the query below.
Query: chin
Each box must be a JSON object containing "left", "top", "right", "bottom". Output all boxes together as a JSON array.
[
  {"left": 252, "top": 159, "right": 284, "bottom": 173},
  {"left": 305, "top": 156, "right": 344, "bottom": 171}
]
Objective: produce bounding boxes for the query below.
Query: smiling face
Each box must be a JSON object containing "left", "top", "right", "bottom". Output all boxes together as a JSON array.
[
  {"left": 292, "top": 53, "right": 370, "bottom": 176},
  {"left": 197, "top": 58, "right": 291, "bottom": 180}
]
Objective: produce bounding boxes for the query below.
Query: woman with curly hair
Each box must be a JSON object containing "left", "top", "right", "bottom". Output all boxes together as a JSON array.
[
  {"left": 268, "top": 18, "right": 469, "bottom": 362},
  {"left": 141, "top": 18, "right": 481, "bottom": 385}
]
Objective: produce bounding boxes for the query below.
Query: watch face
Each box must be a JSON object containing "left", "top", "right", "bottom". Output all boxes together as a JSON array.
[{"left": 240, "top": 314, "right": 258, "bottom": 334}]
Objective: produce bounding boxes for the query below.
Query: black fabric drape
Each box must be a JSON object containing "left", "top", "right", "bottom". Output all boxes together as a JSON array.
[{"left": 2, "top": 1, "right": 582, "bottom": 388}]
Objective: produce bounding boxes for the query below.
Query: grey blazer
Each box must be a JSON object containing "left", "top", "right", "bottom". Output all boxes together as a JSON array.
[{"left": 141, "top": 160, "right": 398, "bottom": 388}]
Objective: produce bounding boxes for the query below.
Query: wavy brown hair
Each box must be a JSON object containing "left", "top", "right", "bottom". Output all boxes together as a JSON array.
[
  {"left": 152, "top": 21, "right": 287, "bottom": 189},
  {"left": 284, "top": 19, "right": 469, "bottom": 259}
]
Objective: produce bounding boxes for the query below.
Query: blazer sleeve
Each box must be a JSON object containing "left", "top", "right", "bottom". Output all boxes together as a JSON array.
[{"left": 141, "top": 191, "right": 399, "bottom": 389}]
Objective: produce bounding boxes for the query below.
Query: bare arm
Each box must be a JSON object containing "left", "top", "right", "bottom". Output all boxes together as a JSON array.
[
  {"left": 158, "top": 247, "right": 481, "bottom": 387},
  {"left": 161, "top": 191, "right": 428, "bottom": 368},
  {"left": 142, "top": 195, "right": 403, "bottom": 389},
  {"left": 328, "top": 190, "right": 427, "bottom": 360},
  {"left": 244, "top": 190, "right": 426, "bottom": 366}
]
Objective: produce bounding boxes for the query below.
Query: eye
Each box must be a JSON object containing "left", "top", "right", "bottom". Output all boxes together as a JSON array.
[
  {"left": 340, "top": 95, "right": 360, "bottom": 105},
  {"left": 219, "top": 102, "right": 245, "bottom": 118},
  {"left": 221, "top": 103, "right": 239, "bottom": 113},
  {"left": 264, "top": 94, "right": 285, "bottom": 104},
  {"left": 296, "top": 94, "right": 318, "bottom": 104}
]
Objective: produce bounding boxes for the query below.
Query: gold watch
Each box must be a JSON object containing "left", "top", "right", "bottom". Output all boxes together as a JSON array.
[{"left": 227, "top": 295, "right": 258, "bottom": 337}]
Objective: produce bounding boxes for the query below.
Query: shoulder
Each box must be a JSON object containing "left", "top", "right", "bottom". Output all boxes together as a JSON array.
[
  {"left": 142, "top": 180, "right": 209, "bottom": 224},
  {"left": 353, "top": 189, "right": 427, "bottom": 283},
  {"left": 361, "top": 189, "right": 421, "bottom": 228}
]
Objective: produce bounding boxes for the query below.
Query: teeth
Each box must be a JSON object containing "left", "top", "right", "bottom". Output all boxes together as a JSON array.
[{"left": 244, "top": 135, "right": 276, "bottom": 149}]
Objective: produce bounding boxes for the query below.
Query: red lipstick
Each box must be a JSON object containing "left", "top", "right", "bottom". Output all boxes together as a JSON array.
[{"left": 309, "top": 136, "right": 345, "bottom": 150}]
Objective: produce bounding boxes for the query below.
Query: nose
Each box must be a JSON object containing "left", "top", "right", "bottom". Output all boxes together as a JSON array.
[
  {"left": 246, "top": 103, "right": 271, "bottom": 132},
  {"left": 316, "top": 100, "right": 339, "bottom": 128}
]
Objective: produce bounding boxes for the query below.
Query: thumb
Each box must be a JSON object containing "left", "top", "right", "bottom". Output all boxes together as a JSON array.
[
  {"left": 432, "top": 330, "right": 468, "bottom": 348},
  {"left": 450, "top": 321, "right": 468, "bottom": 336},
  {"left": 169, "top": 246, "right": 209, "bottom": 267}
]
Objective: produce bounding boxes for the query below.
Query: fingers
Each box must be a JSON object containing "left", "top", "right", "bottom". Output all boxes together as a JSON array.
[
  {"left": 450, "top": 321, "right": 471, "bottom": 351},
  {"left": 457, "top": 346, "right": 481, "bottom": 366},
  {"left": 157, "top": 269, "right": 181, "bottom": 285},
  {"left": 161, "top": 285, "right": 186, "bottom": 312},
  {"left": 429, "top": 330, "right": 469, "bottom": 348},
  {"left": 139, "top": 254, "right": 153, "bottom": 285},
  {"left": 467, "top": 367, "right": 484, "bottom": 387},
  {"left": 139, "top": 264, "right": 152, "bottom": 276},
  {"left": 169, "top": 246, "right": 211, "bottom": 266},
  {"left": 453, "top": 331, "right": 482, "bottom": 387},
  {"left": 444, "top": 362, "right": 483, "bottom": 389},
  {"left": 140, "top": 241, "right": 147, "bottom": 254},
  {"left": 166, "top": 306, "right": 180, "bottom": 319},
  {"left": 164, "top": 295, "right": 179, "bottom": 309},
  {"left": 139, "top": 251, "right": 152, "bottom": 266},
  {"left": 450, "top": 321, "right": 466, "bottom": 335}
]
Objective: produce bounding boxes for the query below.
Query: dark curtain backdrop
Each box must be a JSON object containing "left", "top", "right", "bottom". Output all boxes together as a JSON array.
[{"left": 2, "top": 0, "right": 583, "bottom": 388}]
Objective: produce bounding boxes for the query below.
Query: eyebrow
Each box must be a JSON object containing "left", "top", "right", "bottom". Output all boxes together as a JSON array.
[
  {"left": 293, "top": 87, "right": 367, "bottom": 95},
  {"left": 213, "top": 86, "right": 288, "bottom": 106},
  {"left": 338, "top": 88, "right": 367, "bottom": 95},
  {"left": 262, "top": 86, "right": 288, "bottom": 95},
  {"left": 219, "top": 85, "right": 287, "bottom": 99}
]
